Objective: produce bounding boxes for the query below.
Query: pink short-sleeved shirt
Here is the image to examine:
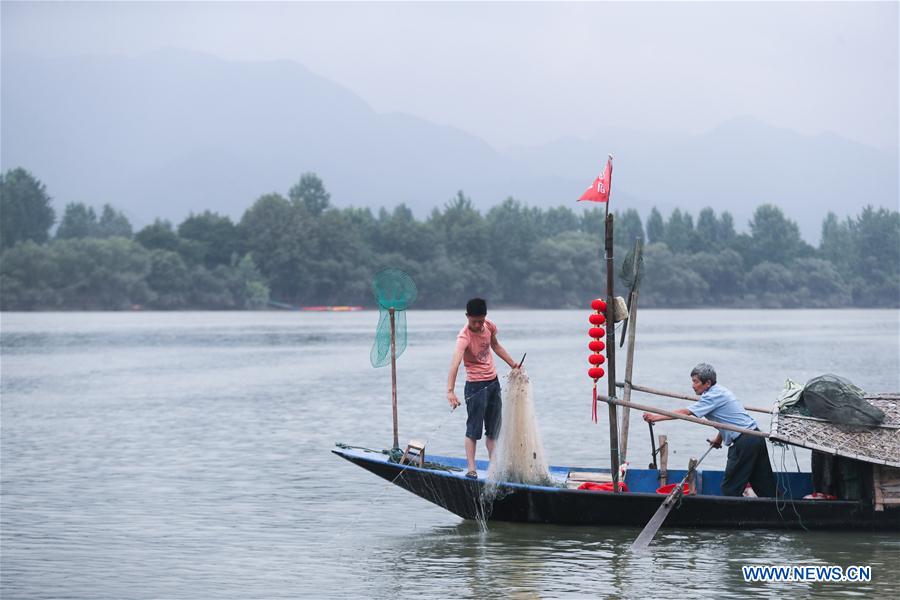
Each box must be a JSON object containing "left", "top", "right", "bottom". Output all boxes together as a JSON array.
[{"left": 456, "top": 319, "right": 498, "bottom": 382}]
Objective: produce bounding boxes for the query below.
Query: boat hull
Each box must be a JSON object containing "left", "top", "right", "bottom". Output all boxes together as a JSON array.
[{"left": 333, "top": 447, "right": 899, "bottom": 530}]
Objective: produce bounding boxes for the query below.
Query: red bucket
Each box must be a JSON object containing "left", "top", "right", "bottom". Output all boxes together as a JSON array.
[{"left": 656, "top": 483, "right": 691, "bottom": 495}]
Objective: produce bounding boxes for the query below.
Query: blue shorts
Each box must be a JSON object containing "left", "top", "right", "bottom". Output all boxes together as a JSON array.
[{"left": 465, "top": 378, "right": 501, "bottom": 440}]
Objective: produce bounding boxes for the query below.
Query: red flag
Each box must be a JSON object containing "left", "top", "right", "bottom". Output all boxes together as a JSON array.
[{"left": 578, "top": 157, "right": 613, "bottom": 203}]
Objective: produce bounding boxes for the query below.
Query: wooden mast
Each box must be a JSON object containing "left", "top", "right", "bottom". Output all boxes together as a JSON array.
[
  {"left": 604, "top": 212, "right": 621, "bottom": 492},
  {"left": 389, "top": 308, "right": 399, "bottom": 450}
]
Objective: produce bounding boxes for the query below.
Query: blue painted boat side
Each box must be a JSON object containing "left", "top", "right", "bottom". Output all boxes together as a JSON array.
[{"left": 332, "top": 447, "right": 814, "bottom": 499}]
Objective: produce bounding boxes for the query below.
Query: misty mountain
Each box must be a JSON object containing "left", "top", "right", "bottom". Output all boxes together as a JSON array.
[
  {"left": 509, "top": 118, "right": 898, "bottom": 241},
  {"left": 2, "top": 49, "right": 896, "bottom": 241}
]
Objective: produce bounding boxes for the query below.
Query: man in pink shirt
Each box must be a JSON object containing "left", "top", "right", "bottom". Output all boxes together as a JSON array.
[{"left": 446, "top": 298, "right": 520, "bottom": 478}]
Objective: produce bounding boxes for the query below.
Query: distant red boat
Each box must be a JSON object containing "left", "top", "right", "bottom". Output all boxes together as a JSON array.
[{"left": 268, "top": 300, "right": 364, "bottom": 311}]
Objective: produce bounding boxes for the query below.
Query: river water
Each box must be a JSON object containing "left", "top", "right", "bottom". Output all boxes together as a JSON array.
[{"left": 2, "top": 310, "right": 898, "bottom": 598}]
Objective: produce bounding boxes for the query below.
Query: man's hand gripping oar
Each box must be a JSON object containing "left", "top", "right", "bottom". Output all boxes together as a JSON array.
[{"left": 630, "top": 438, "right": 718, "bottom": 552}]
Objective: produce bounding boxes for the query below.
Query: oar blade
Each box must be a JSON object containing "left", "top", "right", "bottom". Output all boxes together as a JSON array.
[{"left": 630, "top": 497, "right": 674, "bottom": 552}]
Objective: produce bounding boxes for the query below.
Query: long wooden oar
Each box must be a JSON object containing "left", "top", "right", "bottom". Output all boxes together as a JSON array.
[{"left": 631, "top": 443, "right": 715, "bottom": 552}]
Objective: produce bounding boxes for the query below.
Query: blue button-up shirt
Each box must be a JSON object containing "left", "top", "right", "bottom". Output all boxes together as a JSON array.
[{"left": 687, "top": 384, "right": 757, "bottom": 446}]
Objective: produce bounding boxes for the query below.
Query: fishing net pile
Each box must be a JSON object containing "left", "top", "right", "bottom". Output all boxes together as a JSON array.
[
  {"left": 772, "top": 375, "right": 899, "bottom": 468},
  {"left": 802, "top": 375, "right": 885, "bottom": 430},
  {"left": 486, "top": 368, "right": 552, "bottom": 487}
]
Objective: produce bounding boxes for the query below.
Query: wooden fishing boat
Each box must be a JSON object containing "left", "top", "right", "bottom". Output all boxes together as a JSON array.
[
  {"left": 338, "top": 167, "right": 900, "bottom": 536},
  {"left": 332, "top": 445, "right": 900, "bottom": 530}
]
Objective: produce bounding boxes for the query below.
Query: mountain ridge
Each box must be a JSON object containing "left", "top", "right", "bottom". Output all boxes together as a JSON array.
[{"left": 2, "top": 49, "right": 896, "bottom": 241}]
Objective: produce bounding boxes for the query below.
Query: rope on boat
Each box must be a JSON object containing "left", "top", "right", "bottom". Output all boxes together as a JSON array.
[
  {"left": 334, "top": 442, "right": 462, "bottom": 473},
  {"left": 771, "top": 440, "right": 808, "bottom": 531}
]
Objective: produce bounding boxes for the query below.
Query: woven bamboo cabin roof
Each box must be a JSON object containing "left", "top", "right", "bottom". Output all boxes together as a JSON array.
[{"left": 770, "top": 394, "right": 900, "bottom": 468}]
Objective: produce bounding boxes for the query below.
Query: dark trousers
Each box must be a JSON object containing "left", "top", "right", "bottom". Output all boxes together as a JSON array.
[{"left": 721, "top": 432, "right": 777, "bottom": 497}]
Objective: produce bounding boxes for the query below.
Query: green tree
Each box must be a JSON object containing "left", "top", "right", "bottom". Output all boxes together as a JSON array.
[
  {"left": 614, "top": 208, "right": 644, "bottom": 248},
  {"left": 687, "top": 249, "right": 745, "bottom": 302},
  {"left": 745, "top": 261, "right": 795, "bottom": 307},
  {"left": 851, "top": 206, "right": 899, "bottom": 281},
  {"left": 696, "top": 208, "right": 719, "bottom": 248},
  {"left": 846, "top": 206, "right": 900, "bottom": 306},
  {"left": 374, "top": 204, "right": 436, "bottom": 261},
  {"left": 422, "top": 192, "right": 497, "bottom": 305},
  {"left": 429, "top": 191, "right": 489, "bottom": 267},
  {"left": 178, "top": 211, "right": 239, "bottom": 268},
  {"left": 0, "top": 241, "right": 61, "bottom": 309},
  {"left": 0, "top": 238, "right": 151, "bottom": 310},
  {"left": 640, "top": 243, "right": 709, "bottom": 307},
  {"left": 664, "top": 209, "right": 698, "bottom": 253},
  {"left": 540, "top": 206, "right": 580, "bottom": 236},
  {"left": 486, "top": 198, "right": 540, "bottom": 303},
  {"left": 97, "top": 204, "right": 133, "bottom": 238},
  {"left": 135, "top": 220, "right": 180, "bottom": 252},
  {"left": 303, "top": 207, "right": 374, "bottom": 305},
  {"left": 0, "top": 168, "right": 56, "bottom": 248},
  {"left": 226, "top": 255, "right": 269, "bottom": 309},
  {"left": 239, "top": 193, "right": 309, "bottom": 303},
  {"left": 580, "top": 206, "right": 605, "bottom": 236},
  {"left": 646, "top": 207, "right": 665, "bottom": 244},
  {"left": 289, "top": 173, "right": 331, "bottom": 217},
  {"left": 820, "top": 212, "right": 851, "bottom": 269},
  {"left": 524, "top": 231, "right": 601, "bottom": 307},
  {"left": 56, "top": 203, "right": 99, "bottom": 239},
  {"left": 719, "top": 211, "right": 736, "bottom": 244},
  {"left": 789, "top": 258, "right": 850, "bottom": 307},
  {"left": 747, "top": 204, "right": 811, "bottom": 266},
  {"left": 146, "top": 249, "right": 191, "bottom": 309}
]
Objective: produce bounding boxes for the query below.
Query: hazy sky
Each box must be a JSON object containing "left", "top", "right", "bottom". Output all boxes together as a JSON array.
[{"left": 3, "top": 1, "right": 898, "bottom": 151}]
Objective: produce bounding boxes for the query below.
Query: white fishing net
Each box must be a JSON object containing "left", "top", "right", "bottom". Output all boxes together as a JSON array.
[{"left": 486, "top": 368, "right": 552, "bottom": 487}]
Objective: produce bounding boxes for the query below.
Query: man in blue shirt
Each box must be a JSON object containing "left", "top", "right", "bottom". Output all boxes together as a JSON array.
[{"left": 643, "top": 363, "right": 776, "bottom": 497}]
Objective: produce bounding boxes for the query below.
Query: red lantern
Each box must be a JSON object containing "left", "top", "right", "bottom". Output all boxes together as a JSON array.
[
  {"left": 590, "top": 298, "right": 607, "bottom": 312},
  {"left": 589, "top": 353, "right": 606, "bottom": 365},
  {"left": 589, "top": 340, "right": 605, "bottom": 352},
  {"left": 589, "top": 327, "right": 605, "bottom": 339},
  {"left": 588, "top": 367, "right": 605, "bottom": 379},
  {"left": 589, "top": 313, "right": 606, "bottom": 325}
]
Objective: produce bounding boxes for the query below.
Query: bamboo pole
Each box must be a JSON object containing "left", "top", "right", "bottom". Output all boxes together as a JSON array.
[
  {"left": 604, "top": 213, "right": 621, "bottom": 492},
  {"left": 389, "top": 308, "right": 399, "bottom": 450},
  {"left": 619, "top": 239, "right": 642, "bottom": 463},
  {"left": 615, "top": 381, "right": 771, "bottom": 415},
  {"left": 595, "top": 393, "right": 771, "bottom": 439}
]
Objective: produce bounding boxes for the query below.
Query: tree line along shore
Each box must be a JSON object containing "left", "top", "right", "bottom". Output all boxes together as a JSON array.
[{"left": 1, "top": 167, "right": 897, "bottom": 311}]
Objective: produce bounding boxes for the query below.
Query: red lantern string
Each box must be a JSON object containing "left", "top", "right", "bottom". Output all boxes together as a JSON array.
[{"left": 588, "top": 299, "right": 607, "bottom": 423}]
